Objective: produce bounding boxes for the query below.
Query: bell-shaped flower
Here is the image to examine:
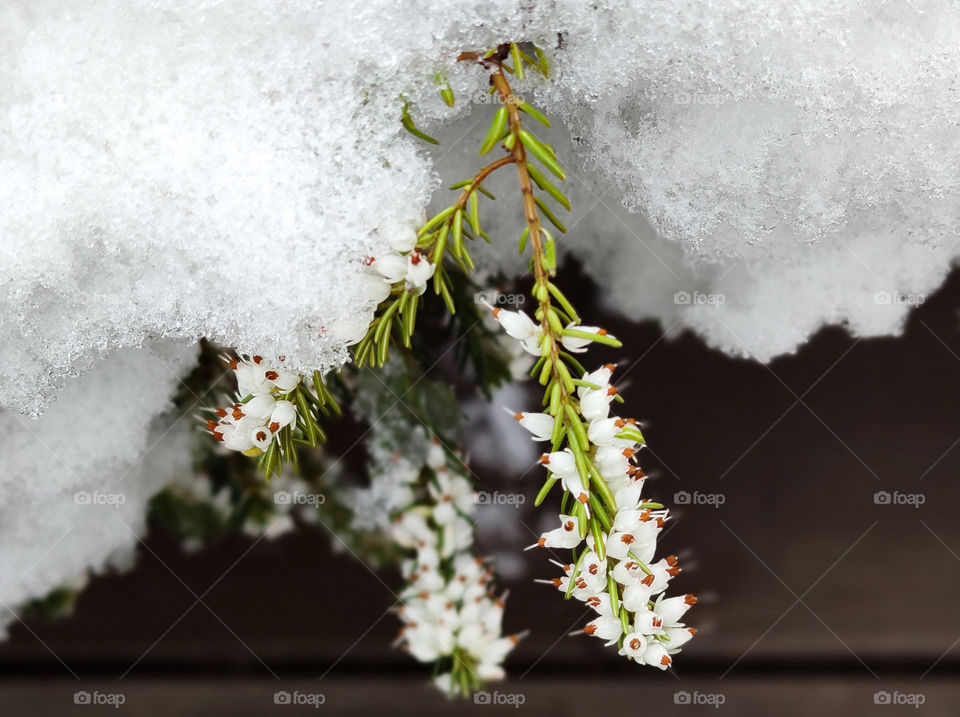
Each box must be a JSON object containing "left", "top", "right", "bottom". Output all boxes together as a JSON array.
[
  {"left": 585, "top": 593, "right": 616, "bottom": 617},
  {"left": 426, "top": 439, "right": 446, "bottom": 469},
  {"left": 605, "top": 529, "right": 643, "bottom": 561},
  {"left": 405, "top": 251, "right": 435, "bottom": 290},
  {"left": 611, "top": 558, "right": 646, "bottom": 586},
  {"left": 360, "top": 272, "right": 392, "bottom": 304},
  {"left": 539, "top": 449, "right": 577, "bottom": 478},
  {"left": 482, "top": 299, "right": 539, "bottom": 340},
  {"left": 634, "top": 608, "right": 665, "bottom": 635},
  {"left": 642, "top": 640, "right": 673, "bottom": 669},
  {"left": 614, "top": 478, "right": 648, "bottom": 511},
  {"left": 588, "top": 417, "right": 637, "bottom": 447},
  {"left": 270, "top": 370, "right": 301, "bottom": 393},
  {"left": 510, "top": 410, "right": 554, "bottom": 441},
  {"left": 560, "top": 323, "right": 615, "bottom": 353},
  {"left": 222, "top": 425, "right": 254, "bottom": 452},
  {"left": 577, "top": 550, "right": 608, "bottom": 593},
  {"left": 622, "top": 579, "right": 655, "bottom": 613},
  {"left": 269, "top": 400, "right": 297, "bottom": 431},
  {"left": 241, "top": 394, "right": 276, "bottom": 420},
  {"left": 235, "top": 362, "right": 272, "bottom": 397},
  {"left": 250, "top": 425, "right": 273, "bottom": 452},
  {"left": 580, "top": 385, "right": 618, "bottom": 422},
  {"left": 429, "top": 471, "right": 473, "bottom": 525},
  {"left": 654, "top": 593, "right": 697, "bottom": 627},
  {"left": 618, "top": 631, "right": 648, "bottom": 659},
  {"left": 583, "top": 613, "right": 623, "bottom": 646},
  {"left": 518, "top": 328, "right": 544, "bottom": 356},
  {"left": 596, "top": 445, "right": 635, "bottom": 480},
  {"left": 664, "top": 626, "right": 697, "bottom": 650},
  {"left": 577, "top": 364, "right": 616, "bottom": 399},
  {"left": 529, "top": 514, "right": 581, "bottom": 549},
  {"left": 369, "top": 253, "right": 407, "bottom": 283}
]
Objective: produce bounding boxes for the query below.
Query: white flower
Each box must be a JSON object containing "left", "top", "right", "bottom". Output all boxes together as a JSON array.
[
  {"left": 221, "top": 424, "right": 254, "bottom": 452},
  {"left": 530, "top": 514, "right": 581, "bottom": 549},
  {"left": 583, "top": 613, "right": 623, "bottom": 646},
  {"left": 539, "top": 449, "right": 577, "bottom": 478},
  {"left": 604, "top": 530, "right": 641, "bottom": 561},
  {"left": 588, "top": 417, "right": 637, "bottom": 447},
  {"left": 618, "top": 631, "right": 648, "bottom": 659},
  {"left": 560, "top": 323, "right": 615, "bottom": 353},
  {"left": 269, "top": 400, "right": 298, "bottom": 431},
  {"left": 611, "top": 558, "right": 646, "bottom": 586},
  {"left": 235, "top": 361, "right": 272, "bottom": 397},
  {"left": 426, "top": 439, "right": 446, "bottom": 469},
  {"left": 664, "top": 625, "right": 697, "bottom": 650},
  {"left": 634, "top": 608, "right": 665, "bottom": 635},
  {"left": 585, "top": 593, "right": 616, "bottom": 616},
  {"left": 580, "top": 385, "right": 618, "bottom": 422},
  {"left": 241, "top": 394, "right": 276, "bottom": 420},
  {"left": 577, "top": 550, "right": 608, "bottom": 593},
  {"left": 622, "top": 580, "right": 655, "bottom": 613},
  {"left": 405, "top": 251, "right": 435, "bottom": 290},
  {"left": 271, "top": 370, "right": 301, "bottom": 393},
  {"left": 250, "top": 425, "right": 273, "bottom": 451},
  {"left": 614, "top": 479, "right": 648, "bottom": 510},
  {"left": 482, "top": 300, "right": 539, "bottom": 340},
  {"left": 429, "top": 471, "right": 473, "bottom": 525},
  {"left": 369, "top": 253, "right": 407, "bottom": 283},
  {"left": 642, "top": 640, "right": 673, "bottom": 670},
  {"left": 577, "top": 364, "right": 616, "bottom": 398},
  {"left": 510, "top": 410, "right": 554, "bottom": 441},
  {"left": 360, "top": 272, "right": 392, "bottom": 304},
  {"left": 654, "top": 593, "right": 697, "bottom": 627},
  {"left": 518, "top": 329, "right": 543, "bottom": 356},
  {"left": 596, "top": 445, "right": 635, "bottom": 480},
  {"left": 539, "top": 450, "right": 589, "bottom": 506}
]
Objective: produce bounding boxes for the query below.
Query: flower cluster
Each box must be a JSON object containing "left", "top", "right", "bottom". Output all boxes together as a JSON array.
[
  {"left": 203, "top": 356, "right": 338, "bottom": 478},
  {"left": 487, "top": 302, "right": 696, "bottom": 669},
  {"left": 363, "top": 220, "right": 436, "bottom": 304},
  {"left": 204, "top": 355, "right": 301, "bottom": 455},
  {"left": 352, "top": 430, "right": 520, "bottom": 696}
]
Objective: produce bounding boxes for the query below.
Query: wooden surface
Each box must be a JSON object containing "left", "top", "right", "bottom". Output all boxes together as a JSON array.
[{"left": 0, "top": 268, "right": 958, "bottom": 715}]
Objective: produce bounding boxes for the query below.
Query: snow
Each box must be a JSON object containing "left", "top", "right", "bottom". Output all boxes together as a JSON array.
[
  {"left": 2, "top": 0, "right": 959, "bottom": 613},
  {"left": 0, "top": 343, "right": 195, "bottom": 633}
]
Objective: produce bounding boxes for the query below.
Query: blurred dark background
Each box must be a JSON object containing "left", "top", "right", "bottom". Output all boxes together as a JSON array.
[{"left": 1, "top": 263, "right": 958, "bottom": 716}]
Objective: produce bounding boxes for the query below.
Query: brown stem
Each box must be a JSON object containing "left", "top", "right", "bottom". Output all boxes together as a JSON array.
[{"left": 489, "top": 67, "right": 565, "bottom": 397}]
